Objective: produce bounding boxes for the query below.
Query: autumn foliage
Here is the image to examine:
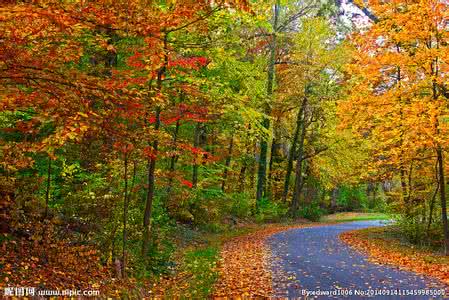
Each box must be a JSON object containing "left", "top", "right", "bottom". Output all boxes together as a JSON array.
[{"left": 2, "top": 0, "right": 449, "bottom": 297}]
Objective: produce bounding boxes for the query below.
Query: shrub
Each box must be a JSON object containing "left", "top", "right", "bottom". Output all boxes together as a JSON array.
[
  {"left": 336, "top": 185, "right": 368, "bottom": 211},
  {"left": 229, "top": 192, "right": 254, "bottom": 218},
  {"left": 255, "top": 197, "right": 288, "bottom": 223},
  {"left": 297, "top": 201, "right": 326, "bottom": 221}
]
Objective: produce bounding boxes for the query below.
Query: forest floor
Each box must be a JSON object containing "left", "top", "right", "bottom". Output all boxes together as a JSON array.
[
  {"left": 149, "top": 213, "right": 391, "bottom": 298},
  {"left": 341, "top": 225, "right": 449, "bottom": 291},
  {"left": 151, "top": 213, "right": 449, "bottom": 298},
  {"left": 148, "top": 219, "right": 314, "bottom": 298}
]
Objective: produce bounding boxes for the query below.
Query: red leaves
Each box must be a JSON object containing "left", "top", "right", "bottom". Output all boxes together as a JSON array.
[
  {"left": 143, "top": 146, "right": 157, "bottom": 159},
  {"left": 180, "top": 179, "right": 193, "bottom": 188},
  {"left": 127, "top": 51, "right": 145, "bottom": 69},
  {"left": 178, "top": 143, "right": 208, "bottom": 156},
  {"left": 113, "top": 142, "right": 134, "bottom": 154},
  {"left": 168, "top": 56, "right": 209, "bottom": 70}
]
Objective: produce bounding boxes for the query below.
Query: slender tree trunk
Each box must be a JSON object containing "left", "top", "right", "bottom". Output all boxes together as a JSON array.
[
  {"left": 437, "top": 147, "right": 449, "bottom": 255},
  {"left": 221, "top": 134, "right": 234, "bottom": 192},
  {"left": 282, "top": 103, "right": 303, "bottom": 203},
  {"left": 427, "top": 181, "right": 439, "bottom": 237},
  {"left": 142, "top": 33, "right": 167, "bottom": 256},
  {"left": 432, "top": 44, "right": 449, "bottom": 254},
  {"left": 331, "top": 187, "right": 338, "bottom": 212},
  {"left": 238, "top": 163, "right": 247, "bottom": 193},
  {"left": 366, "top": 183, "right": 372, "bottom": 208},
  {"left": 396, "top": 59, "right": 409, "bottom": 217},
  {"left": 167, "top": 119, "right": 180, "bottom": 195},
  {"left": 267, "top": 138, "right": 276, "bottom": 198},
  {"left": 256, "top": 0, "right": 280, "bottom": 207},
  {"left": 142, "top": 109, "right": 160, "bottom": 256},
  {"left": 250, "top": 142, "right": 257, "bottom": 194},
  {"left": 291, "top": 97, "right": 308, "bottom": 214},
  {"left": 192, "top": 122, "right": 201, "bottom": 188},
  {"left": 44, "top": 157, "right": 52, "bottom": 219},
  {"left": 122, "top": 154, "right": 129, "bottom": 278}
]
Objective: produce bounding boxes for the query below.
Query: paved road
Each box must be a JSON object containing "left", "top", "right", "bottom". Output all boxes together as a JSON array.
[{"left": 268, "top": 221, "right": 448, "bottom": 299}]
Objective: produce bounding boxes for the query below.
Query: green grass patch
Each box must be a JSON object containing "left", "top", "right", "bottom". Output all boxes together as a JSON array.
[
  {"left": 321, "top": 212, "right": 391, "bottom": 223},
  {"left": 182, "top": 247, "right": 219, "bottom": 298}
]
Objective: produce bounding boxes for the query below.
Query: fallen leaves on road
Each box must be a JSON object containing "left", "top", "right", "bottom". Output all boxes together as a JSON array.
[
  {"left": 340, "top": 227, "right": 449, "bottom": 288},
  {"left": 212, "top": 222, "right": 326, "bottom": 298}
]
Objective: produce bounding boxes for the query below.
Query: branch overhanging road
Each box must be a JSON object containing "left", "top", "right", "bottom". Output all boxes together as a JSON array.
[{"left": 269, "top": 221, "right": 447, "bottom": 299}]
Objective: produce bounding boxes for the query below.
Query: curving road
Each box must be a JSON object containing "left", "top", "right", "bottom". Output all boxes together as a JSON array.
[{"left": 268, "top": 221, "right": 448, "bottom": 299}]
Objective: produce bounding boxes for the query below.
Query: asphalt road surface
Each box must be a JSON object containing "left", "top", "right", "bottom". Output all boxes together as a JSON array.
[{"left": 268, "top": 221, "right": 448, "bottom": 299}]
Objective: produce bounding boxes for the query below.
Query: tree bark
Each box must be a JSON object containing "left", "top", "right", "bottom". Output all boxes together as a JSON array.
[
  {"left": 44, "top": 156, "right": 52, "bottom": 219},
  {"left": 437, "top": 147, "right": 449, "bottom": 255},
  {"left": 122, "top": 154, "right": 129, "bottom": 278},
  {"left": 291, "top": 97, "right": 308, "bottom": 214},
  {"left": 432, "top": 42, "right": 449, "bottom": 254},
  {"left": 427, "top": 179, "right": 439, "bottom": 237},
  {"left": 256, "top": 0, "right": 280, "bottom": 207},
  {"left": 142, "top": 33, "right": 167, "bottom": 256},
  {"left": 331, "top": 187, "right": 338, "bottom": 212},
  {"left": 238, "top": 163, "right": 247, "bottom": 193},
  {"left": 282, "top": 103, "right": 303, "bottom": 203},
  {"left": 192, "top": 122, "right": 201, "bottom": 188},
  {"left": 221, "top": 134, "right": 234, "bottom": 192},
  {"left": 267, "top": 138, "right": 276, "bottom": 198},
  {"left": 142, "top": 108, "right": 160, "bottom": 256},
  {"left": 167, "top": 119, "right": 180, "bottom": 195}
]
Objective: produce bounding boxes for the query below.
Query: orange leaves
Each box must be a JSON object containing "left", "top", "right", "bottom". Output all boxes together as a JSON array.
[
  {"left": 342, "top": 0, "right": 449, "bottom": 185},
  {"left": 213, "top": 230, "right": 273, "bottom": 298},
  {"left": 0, "top": 225, "right": 108, "bottom": 291},
  {"left": 212, "top": 223, "right": 329, "bottom": 298},
  {"left": 340, "top": 227, "right": 449, "bottom": 288}
]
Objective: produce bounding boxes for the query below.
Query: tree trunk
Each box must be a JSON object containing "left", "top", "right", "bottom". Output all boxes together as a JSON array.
[
  {"left": 267, "top": 138, "right": 276, "bottom": 198},
  {"left": 400, "top": 167, "right": 409, "bottom": 215},
  {"left": 221, "top": 134, "right": 234, "bottom": 192},
  {"left": 331, "top": 187, "right": 338, "bottom": 212},
  {"left": 282, "top": 104, "right": 303, "bottom": 203},
  {"left": 291, "top": 97, "right": 308, "bottom": 214},
  {"left": 142, "top": 33, "right": 167, "bottom": 256},
  {"left": 122, "top": 154, "right": 129, "bottom": 278},
  {"left": 44, "top": 156, "right": 52, "bottom": 219},
  {"left": 192, "top": 122, "right": 201, "bottom": 188},
  {"left": 432, "top": 46, "right": 449, "bottom": 254},
  {"left": 167, "top": 119, "right": 180, "bottom": 195},
  {"left": 238, "top": 163, "right": 247, "bottom": 193},
  {"left": 427, "top": 181, "right": 439, "bottom": 237},
  {"left": 256, "top": 0, "right": 279, "bottom": 207},
  {"left": 142, "top": 109, "right": 160, "bottom": 256},
  {"left": 437, "top": 147, "right": 449, "bottom": 255},
  {"left": 250, "top": 142, "right": 257, "bottom": 194}
]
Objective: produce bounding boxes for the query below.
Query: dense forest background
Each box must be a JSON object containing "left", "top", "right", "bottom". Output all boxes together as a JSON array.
[{"left": 1, "top": 0, "right": 449, "bottom": 296}]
